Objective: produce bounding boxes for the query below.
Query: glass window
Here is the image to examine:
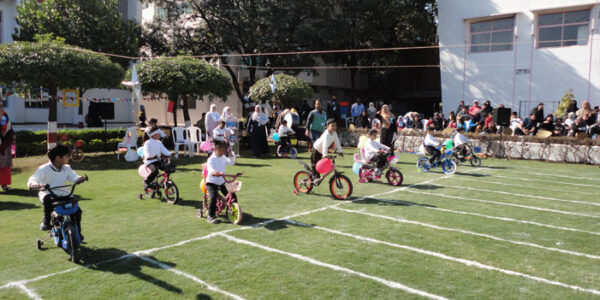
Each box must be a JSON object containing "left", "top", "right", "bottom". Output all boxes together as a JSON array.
[
  {"left": 538, "top": 9, "right": 590, "bottom": 48},
  {"left": 469, "top": 17, "right": 514, "bottom": 53}
]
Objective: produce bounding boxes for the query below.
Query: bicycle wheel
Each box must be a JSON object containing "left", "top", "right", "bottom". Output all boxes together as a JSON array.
[
  {"left": 358, "top": 167, "right": 372, "bottom": 183},
  {"left": 416, "top": 157, "right": 430, "bottom": 172},
  {"left": 441, "top": 159, "right": 457, "bottom": 175},
  {"left": 293, "top": 170, "right": 313, "bottom": 194},
  {"left": 164, "top": 181, "right": 180, "bottom": 204},
  {"left": 329, "top": 174, "right": 353, "bottom": 200},
  {"left": 66, "top": 225, "right": 79, "bottom": 263},
  {"left": 276, "top": 145, "right": 284, "bottom": 157},
  {"left": 226, "top": 202, "right": 243, "bottom": 224},
  {"left": 290, "top": 148, "right": 298, "bottom": 159},
  {"left": 199, "top": 195, "right": 209, "bottom": 218},
  {"left": 470, "top": 155, "right": 482, "bottom": 167},
  {"left": 385, "top": 168, "right": 404, "bottom": 186},
  {"left": 71, "top": 149, "right": 84, "bottom": 162}
]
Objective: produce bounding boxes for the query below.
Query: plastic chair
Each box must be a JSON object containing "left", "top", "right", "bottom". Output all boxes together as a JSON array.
[
  {"left": 187, "top": 126, "right": 203, "bottom": 155},
  {"left": 171, "top": 127, "right": 191, "bottom": 158},
  {"left": 117, "top": 127, "right": 138, "bottom": 160}
]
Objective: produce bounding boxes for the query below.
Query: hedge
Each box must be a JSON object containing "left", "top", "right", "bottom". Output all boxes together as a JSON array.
[{"left": 15, "top": 129, "right": 127, "bottom": 156}]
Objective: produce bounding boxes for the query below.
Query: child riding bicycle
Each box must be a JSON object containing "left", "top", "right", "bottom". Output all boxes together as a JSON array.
[
  {"left": 28, "top": 144, "right": 87, "bottom": 233},
  {"left": 206, "top": 140, "right": 237, "bottom": 224},
  {"left": 278, "top": 119, "right": 295, "bottom": 148},
  {"left": 453, "top": 127, "right": 469, "bottom": 159},
  {"left": 363, "top": 129, "right": 390, "bottom": 176},
  {"left": 423, "top": 126, "right": 441, "bottom": 165},
  {"left": 311, "top": 119, "right": 343, "bottom": 184},
  {"left": 142, "top": 127, "right": 172, "bottom": 189}
]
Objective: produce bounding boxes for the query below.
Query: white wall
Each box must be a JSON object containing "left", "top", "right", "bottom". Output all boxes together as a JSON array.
[{"left": 438, "top": 0, "right": 600, "bottom": 116}]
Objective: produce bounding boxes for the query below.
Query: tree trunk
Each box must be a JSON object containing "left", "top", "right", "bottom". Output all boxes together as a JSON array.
[
  {"left": 182, "top": 96, "right": 191, "bottom": 127},
  {"left": 171, "top": 99, "right": 178, "bottom": 127},
  {"left": 47, "top": 85, "right": 58, "bottom": 150}
]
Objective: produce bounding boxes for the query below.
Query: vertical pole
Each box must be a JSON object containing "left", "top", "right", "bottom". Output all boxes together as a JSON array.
[
  {"left": 587, "top": 28, "right": 595, "bottom": 101},
  {"left": 461, "top": 41, "right": 468, "bottom": 102},
  {"left": 527, "top": 31, "right": 535, "bottom": 117}
]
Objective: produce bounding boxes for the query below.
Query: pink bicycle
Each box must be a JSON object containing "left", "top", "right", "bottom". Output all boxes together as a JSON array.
[{"left": 197, "top": 173, "right": 243, "bottom": 224}]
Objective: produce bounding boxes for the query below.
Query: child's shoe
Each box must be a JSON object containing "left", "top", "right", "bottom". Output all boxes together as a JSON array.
[{"left": 207, "top": 216, "right": 220, "bottom": 224}]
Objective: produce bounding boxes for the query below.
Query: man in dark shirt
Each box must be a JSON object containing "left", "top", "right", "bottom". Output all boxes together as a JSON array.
[
  {"left": 522, "top": 113, "right": 538, "bottom": 135},
  {"left": 529, "top": 103, "right": 544, "bottom": 126}
]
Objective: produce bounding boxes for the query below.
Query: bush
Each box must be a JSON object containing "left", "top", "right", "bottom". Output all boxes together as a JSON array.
[{"left": 15, "top": 128, "right": 127, "bottom": 156}]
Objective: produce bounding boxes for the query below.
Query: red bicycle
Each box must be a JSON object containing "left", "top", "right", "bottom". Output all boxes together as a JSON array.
[
  {"left": 59, "top": 134, "right": 84, "bottom": 162},
  {"left": 197, "top": 173, "right": 243, "bottom": 224}
]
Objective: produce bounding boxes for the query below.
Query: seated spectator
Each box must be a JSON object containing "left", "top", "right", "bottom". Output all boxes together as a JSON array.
[
  {"left": 447, "top": 116, "right": 457, "bottom": 129},
  {"left": 553, "top": 118, "right": 566, "bottom": 136},
  {"left": 483, "top": 114, "right": 493, "bottom": 128},
  {"left": 433, "top": 113, "right": 444, "bottom": 131},
  {"left": 468, "top": 100, "right": 482, "bottom": 121},
  {"left": 484, "top": 123, "right": 497, "bottom": 134},
  {"left": 538, "top": 114, "right": 555, "bottom": 132},
  {"left": 522, "top": 113, "right": 538, "bottom": 136},
  {"left": 577, "top": 101, "right": 596, "bottom": 126},
  {"left": 510, "top": 116, "right": 525, "bottom": 135}
]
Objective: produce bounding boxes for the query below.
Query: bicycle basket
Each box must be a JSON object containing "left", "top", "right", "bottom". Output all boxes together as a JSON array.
[
  {"left": 163, "top": 163, "right": 177, "bottom": 174},
  {"left": 225, "top": 181, "right": 242, "bottom": 193}
]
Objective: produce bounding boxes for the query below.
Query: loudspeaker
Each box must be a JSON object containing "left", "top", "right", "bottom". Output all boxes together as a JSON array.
[{"left": 492, "top": 107, "right": 511, "bottom": 127}]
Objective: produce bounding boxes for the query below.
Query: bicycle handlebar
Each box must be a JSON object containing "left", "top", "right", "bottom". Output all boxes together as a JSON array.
[
  {"left": 222, "top": 172, "right": 243, "bottom": 183},
  {"left": 30, "top": 175, "right": 88, "bottom": 200}
]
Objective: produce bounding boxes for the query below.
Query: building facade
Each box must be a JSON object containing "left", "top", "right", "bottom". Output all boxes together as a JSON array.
[{"left": 438, "top": 0, "right": 600, "bottom": 116}]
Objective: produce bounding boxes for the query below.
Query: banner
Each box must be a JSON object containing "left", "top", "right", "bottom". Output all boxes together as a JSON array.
[{"left": 62, "top": 89, "right": 79, "bottom": 107}]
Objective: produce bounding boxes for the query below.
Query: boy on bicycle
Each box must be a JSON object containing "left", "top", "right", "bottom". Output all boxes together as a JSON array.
[
  {"left": 423, "top": 126, "right": 441, "bottom": 165},
  {"left": 28, "top": 145, "right": 86, "bottom": 232},
  {"left": 206, "top": 140, "right": 236, "bottom": 224},
  {"left": 453, "top": 127, "right": 470, "bottom": 159},
  {"left": 311, "top": 119, "right": 343, "bottom": 184},
  {"left": 278, "top": 119, "right": 295, "bottom": 148},
  {"left": 364, "top": 129, "right": 390, "bottom": 176},
  {"left": 212, "top": 120, "right": 235, "bottom": 143},
  {"left": 143, "top": 127, "right": 172, "bottom": 189}
]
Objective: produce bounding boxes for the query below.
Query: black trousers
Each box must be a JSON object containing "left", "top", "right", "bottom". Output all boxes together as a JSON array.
[
  {"left": 42, "top": 194, "right": 82, "bottom": 232},
  {"left": 370, "top": 152, "right": 387, "bottom": 169},
  {"left": 144, "top": 161, "right": 163, "bottom": 185},
  {"left": 206, "top": 182, "right": 237, "bottom": 218},
  {"left": 310, "top": 149, "right": 323, "bottom": 178},
  {"left": 454, "top": 144, "right": 467, "bottom": 158},
  {"left": 426, "top": 146, "right": 441, "bottom": 163}
]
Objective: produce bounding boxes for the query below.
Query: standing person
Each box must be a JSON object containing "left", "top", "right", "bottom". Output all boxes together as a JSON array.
[
  {"left": 367, "top": 102, "right": 377, "bottom": 121},
  {"left": 530, "top": 103, "right": 544, "bottom": 126},
  {"left": 221, "top": 106, "right": 239, "bottom": 154},
  {"left": 205, "top": 104, "right": 220, "bottom": 140},
  {"left": 378, "top": 104, "right": 395, "bottom": 148},
  {"left": 138, "top": 105, "right": 147, "bottom": 127},
  {"left": 351, "top": 100, "right": 365, "bottom": 119},
  {"left": 355, "top": 111, "right": 370, "bottom": 128},
  {"left": 327, "top": 96, "right": 340, "bottom": 123},
  {"left": 0, "top": 102, "right": 15, "bottom": 191},
  {"left": 305, "top": 99, "right": 327, "bottom": 142},
  {"left": 247, "top": 105, "right": 269, "bottom": 158},
  {"left": 567, "top": 100, "right": 578, "bottom": 113},
  {"left": 299, "top": 100, "right": 311, "bottom": 125}
]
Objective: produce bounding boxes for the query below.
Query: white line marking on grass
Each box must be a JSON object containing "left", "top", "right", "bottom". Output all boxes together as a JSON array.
[
  {"left": 447, "top": 178, "right": 599, "bottom": 196},
  {"left": 217, "top": 233, "right": 448, "bottom": 300},
  {"left": 403, "top": 189, "right": 600, "bottom": 219},
  {"left": 486, "top": 173, "right": 600, "bottom": 189},
  {"left": 484, "top": 169, "right": 600, "bottom": 182},
  {"left": 282, "top": 220, "right": 600, "bottom": 296},
  {"left": 333, "top": 207, "right": 600, "bottom": 260},
  {"left": 135, "top": 255, "right": 245, "bottom": 300},
  {"left": 435, "top": 184, "right": 600, "bottom": 207},
  {"left": 16, "top": 284, "right": 43, "bottom": 300}
]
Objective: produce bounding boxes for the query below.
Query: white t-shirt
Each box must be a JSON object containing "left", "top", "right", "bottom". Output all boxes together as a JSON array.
[
  {"left": 313, "top": 130, "right": 343, "bottom": 155},
  {"left": 28, "top": 163, "right": 82, "bottom": 202},
  {"left": 212, "top": 127, "right": 235, "bottom": 141},
  {"left": 206, "top": 153, "right": 236, "bottom": 185},
  {"left": 453, "top": 133, "right": 469, "bottom": 147},
  {"left": 143, "top": 139, "right": 171, "bottom": 165},
  {"left": 278, "top": 125, "right": 294, "bottom": 137},
  {"left": 363, "top": 138, "right": 389, "bottom": 161},
  {"left": 423, "top": 133, "right": 440, "bottom": 147}
]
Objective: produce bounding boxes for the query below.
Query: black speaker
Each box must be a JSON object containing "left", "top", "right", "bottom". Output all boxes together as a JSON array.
[
  {"left": 492, "top": 108, "right": 511, "bottom": 127},
  {"left": 90, "top": 102, "right": 115, "bottom": 120}
]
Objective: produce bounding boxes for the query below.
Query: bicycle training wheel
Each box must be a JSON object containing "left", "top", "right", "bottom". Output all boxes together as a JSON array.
[
  {"left": 329, "top": 174, "right": 353, "bottom": 200},
  {"left": 226, "top": 202, "right": 243, "bottom": 224},
  {"left": 293, "top": 170, "right": 313, "bottom": 194},
  {"left": 71, "top": 149, "right": 84, "bottom": 162},
  {"left": 164, "top": 181, "right": 180, "bottom": 204},
  {"left": 385, "top": 168, "right": 404, "bottom": 186},
  {"left": 441, "top": 159, "right": 457, "bottom": 175},
  {"left": 416, "top": 157, "right": 430, "bottom": 172},
  {"left": 470, "top": 156, "right": 482, "bottom": 167},
  {"left": 290, "top": 148, "right": 298, "bottom": 159},
  {"left": 276, "top": 145, "right": 284, "bottom": 157}
]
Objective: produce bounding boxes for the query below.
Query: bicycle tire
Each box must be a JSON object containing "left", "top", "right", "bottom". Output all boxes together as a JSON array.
[
  {"left": 329, "top": 174, "right": 353, "bottom": 200},
  {"left": 290, "top": 148, "right": 298, "bottom": 159},
  {"left": 164, "top": 181, "right": 180, "bottom": 204},
  {"left": 276, "top": 145, "right": 284, "bottom": 157},
  {"left": 293, "top": 170, "right": 313, "bottom": 194},
  {"left": 66, "top": 225, "right": 79, "bottom": 263},
  {"left": 470, "top": 156, "right": 482, "bottom": 167},
  {"left": 226, "top": 202, "right": 243, "bottom": 224},
  {"left": 386, "top": 168, "right": 404, "bottom": 186},
  {"left": 71, "top": 149, "right": 84, "bottom": 162},
  {"left": 442, "top": 159, "right": 457, "bottom": 175}
]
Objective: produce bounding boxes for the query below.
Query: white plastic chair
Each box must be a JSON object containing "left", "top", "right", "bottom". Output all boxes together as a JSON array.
[
  {"left": 117, "top": 127, "right": 138, "bottom": 160},
  {"left": 171, "top": 127, "right": 191, "bottom": 158},
  {"left": 187, "top": 126, "right": 203, "bottom": 155}
]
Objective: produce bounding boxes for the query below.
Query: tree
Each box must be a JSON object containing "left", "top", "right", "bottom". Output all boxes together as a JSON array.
[
  {"left": 249, "top": 74, "right": 313, "bottom": 109},
  {"left": 13, "top": 0, "right": 141, "bottom": 67},
  {"left": 133, "top": 57, "right": 232, "bottom": 126},
  {"left": 0, "top": 38, "right": 125, "bottom": 149},
  {"left": 143, "top": 0, "right": 321, "bottom": 104},
  {"left": 555, "top": 89, "right": 575, "bottom": 117}
]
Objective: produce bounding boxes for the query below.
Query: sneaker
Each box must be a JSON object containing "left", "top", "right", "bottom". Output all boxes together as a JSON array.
[
  {"left": 313, "top": 177, "right": 323, "bottom": 186},
  {"left": 207, "top": 216, "right": 220, "bottom": 224},
  {"left": 40, "top": 222, "right": 51, "bottom": 231}
]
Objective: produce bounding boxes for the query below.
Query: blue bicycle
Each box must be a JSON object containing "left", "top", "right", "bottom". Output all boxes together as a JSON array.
[
  {"left": 35, "top": 176, "right": 88, "bottom": 263},
  {"left": 416, "top": 147, "right": 457, "bottom": 175}
]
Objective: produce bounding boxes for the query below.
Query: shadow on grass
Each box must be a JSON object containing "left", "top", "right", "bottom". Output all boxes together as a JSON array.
[
  {"left": 0, "top": 201, "right": 38, "bottom": 211},
  {"left": 83, "top": 247, "right": 182, "bottom": 294},
  {"left": 239, "top": 213, "right": 316, "bottom": 231},
  {"left": 407, "top": 184, "right": 443, "bottom": 190},
  {"left": 197, "top": 294, "right": 213, "bottom": 300},
  {"left": 2, "top": 188, "right": 39, "bottom": 197},
  {"left": 356, "top": 197, "right": 436, "bottom": 208},
  {"left": 178, "top": 198, "right": 202, "bottom": 209},
  {"left": 454, "top": 172, "right": 489, "bottom": 177}
]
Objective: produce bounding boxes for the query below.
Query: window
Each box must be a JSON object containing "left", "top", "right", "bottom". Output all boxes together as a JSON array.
[
  {"left": 470, "top": 17, "right": 514, "bottom": 53},
  {"left": 537, "top": 9, "right": 590, "bottom": 48}
]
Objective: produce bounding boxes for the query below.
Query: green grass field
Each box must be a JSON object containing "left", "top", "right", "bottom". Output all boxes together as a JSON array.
[{"left": 0, "top": 147, "right": 599, "bottom": 299}]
